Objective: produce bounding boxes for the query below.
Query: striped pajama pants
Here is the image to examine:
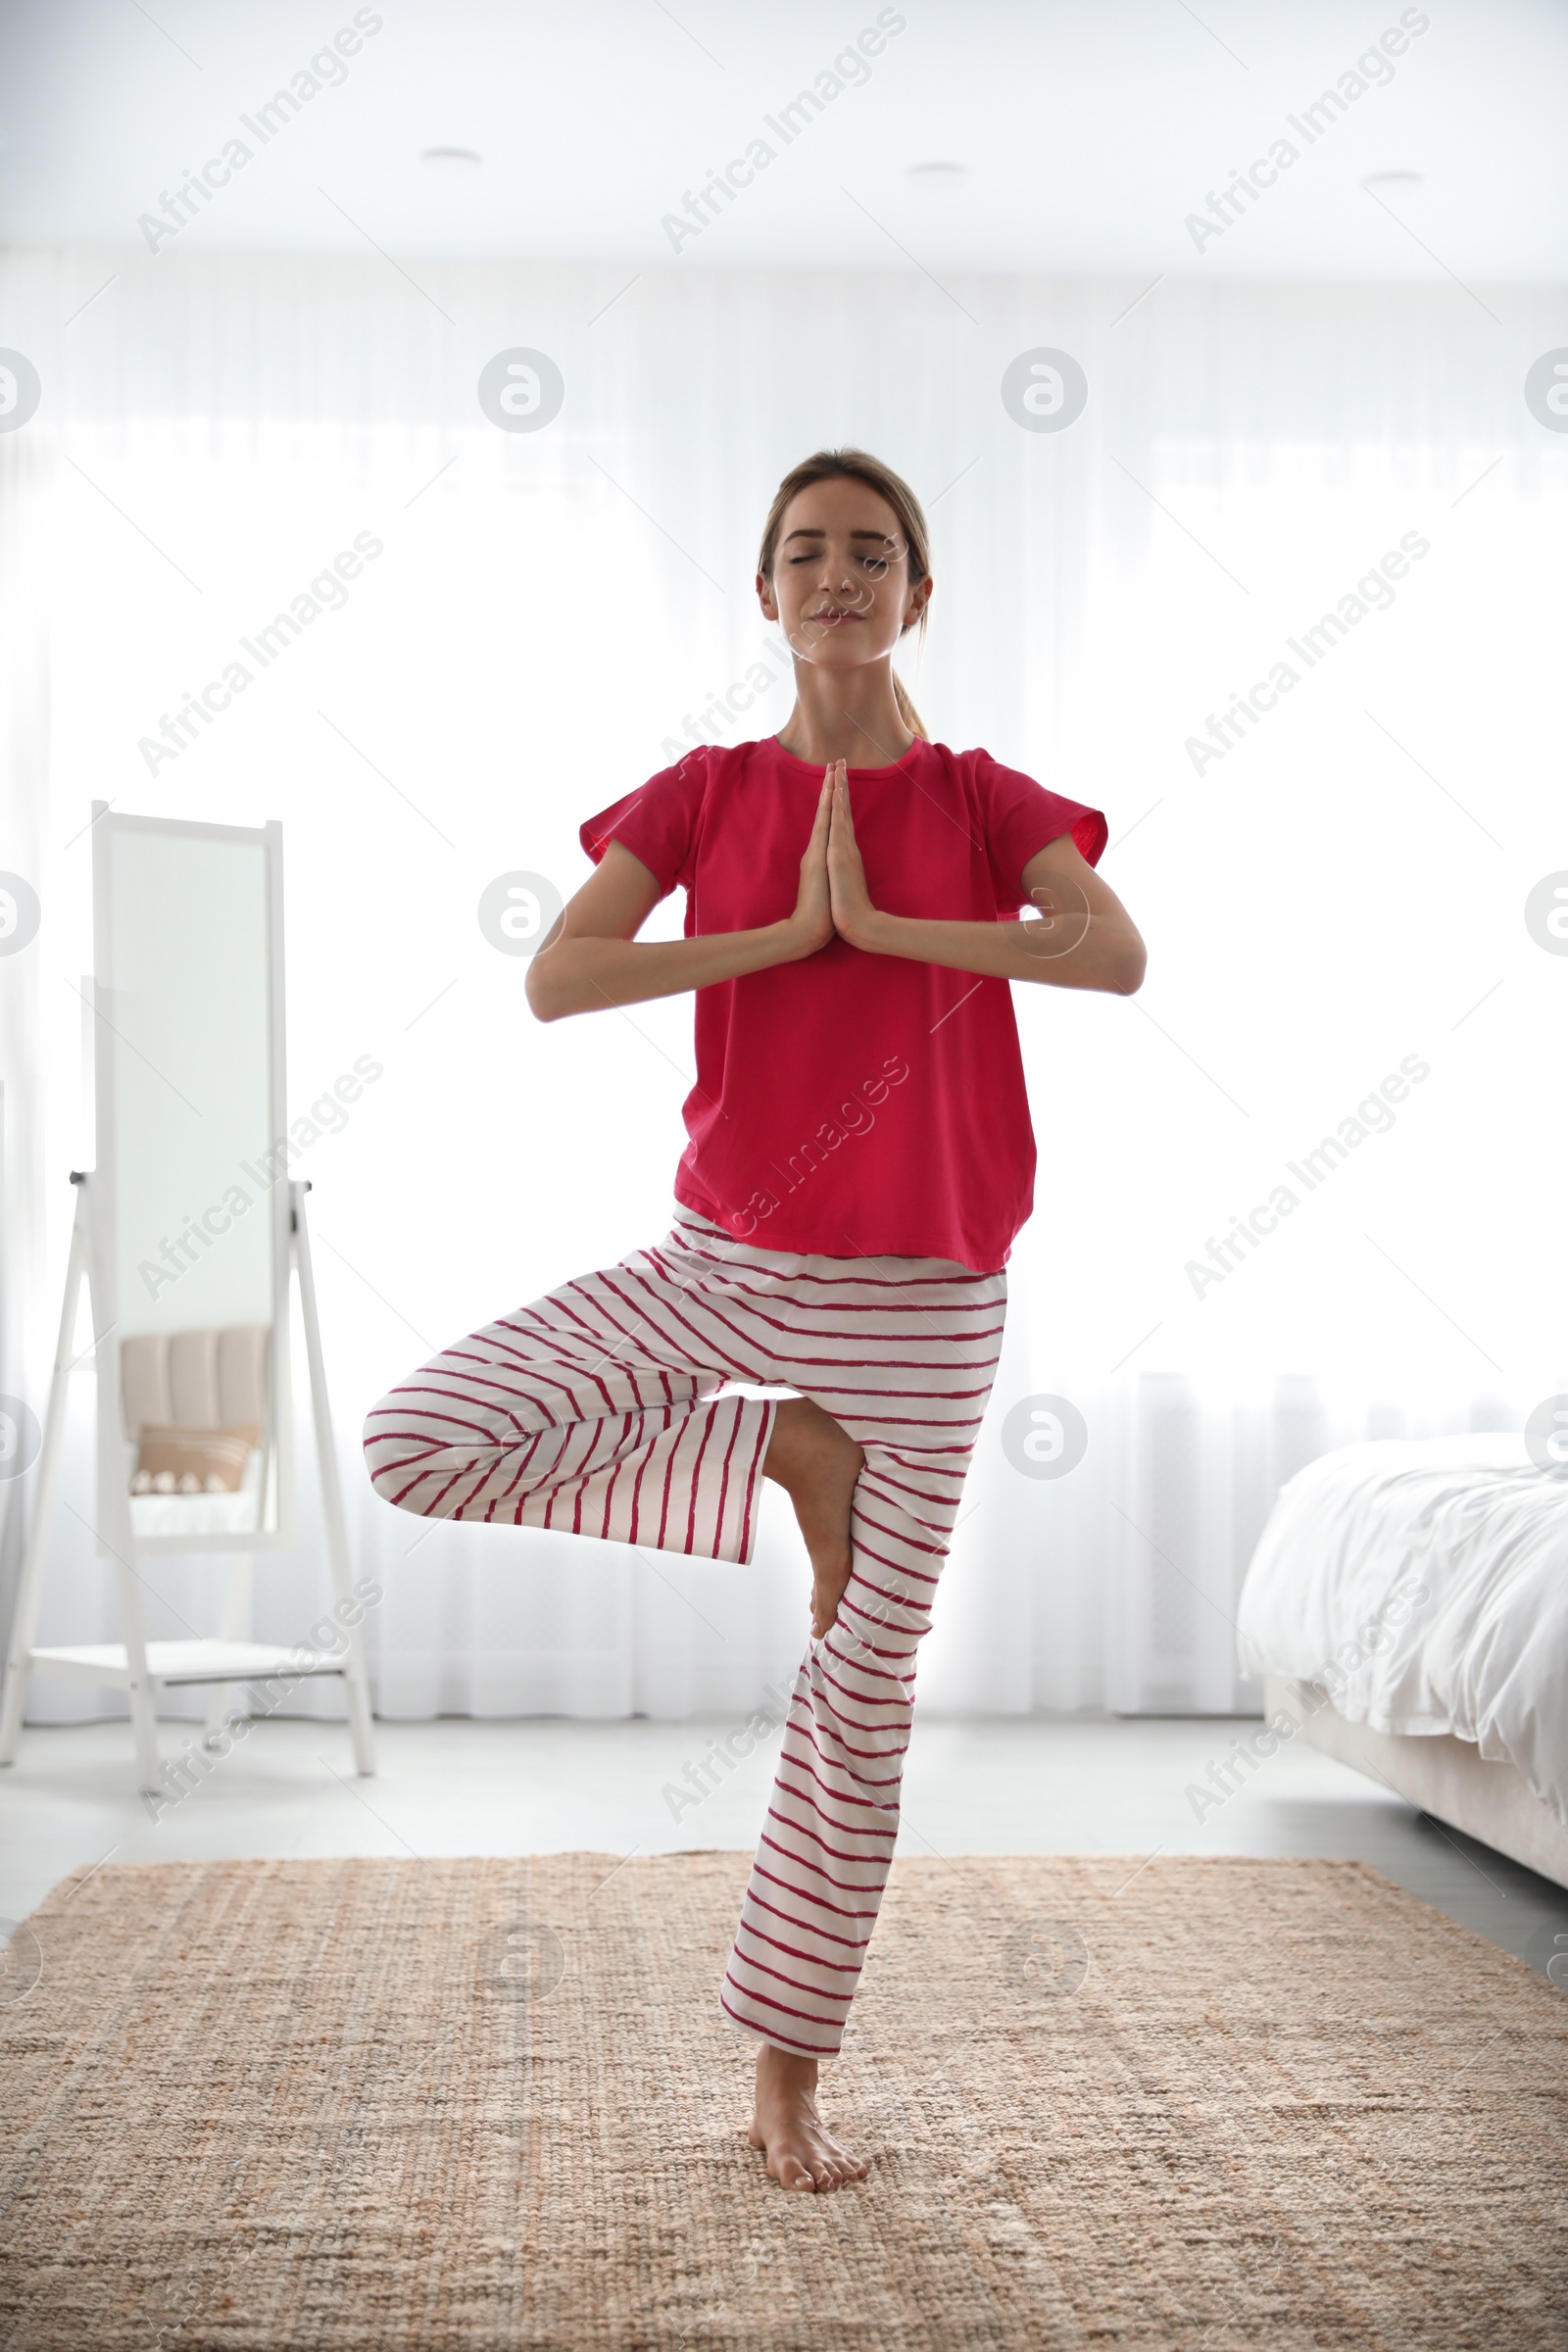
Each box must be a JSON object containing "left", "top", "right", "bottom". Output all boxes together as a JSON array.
[{"left": 362, "top": 1207, "right": 1006, "bottom": 2058}]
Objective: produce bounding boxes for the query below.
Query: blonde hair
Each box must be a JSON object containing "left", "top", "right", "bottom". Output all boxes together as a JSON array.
[{"left": 758, "top": 447, "right": 932, "bottom": 741}]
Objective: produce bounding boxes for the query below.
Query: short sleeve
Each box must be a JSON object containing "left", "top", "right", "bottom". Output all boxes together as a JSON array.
[
  {"left": 578, "top": 752, "right": 708, "bottom": 899},
  {"left": 972, "top": 752, "right": 1107, "bottom": 911}
]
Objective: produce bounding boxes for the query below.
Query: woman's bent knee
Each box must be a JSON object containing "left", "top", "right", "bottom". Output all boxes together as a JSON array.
[{"left": 362, "top": 1382, "right": 433, "bottom": 1514}]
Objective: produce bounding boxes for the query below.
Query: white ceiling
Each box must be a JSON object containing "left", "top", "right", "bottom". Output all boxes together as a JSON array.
[{"left": 1, "top": 0, "right": 1564, "bottom": 282}]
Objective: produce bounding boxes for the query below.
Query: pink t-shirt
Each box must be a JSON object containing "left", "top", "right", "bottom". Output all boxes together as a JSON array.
[{"left": 579, "top": 737, "right": 1106, "bottom": 1272}]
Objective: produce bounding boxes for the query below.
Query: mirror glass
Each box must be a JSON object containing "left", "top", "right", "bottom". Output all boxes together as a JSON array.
[{"left": 99, "top": 822, "right": 282, "bottom": 1542}]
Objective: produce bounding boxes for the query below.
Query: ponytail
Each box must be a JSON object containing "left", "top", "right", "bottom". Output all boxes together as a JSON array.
[{"left": 891, "top": 670, "right": 929, "bottom": 742}]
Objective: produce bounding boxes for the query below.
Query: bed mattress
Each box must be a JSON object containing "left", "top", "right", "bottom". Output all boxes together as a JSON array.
[{"left": 1238, "top": 1433, "right": 1568, "bottom": 1836}]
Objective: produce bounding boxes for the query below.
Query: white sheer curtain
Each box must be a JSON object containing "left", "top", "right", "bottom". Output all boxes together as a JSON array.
[{"left": 3, "top": 248, "right": 1564, "bottom": 1725}]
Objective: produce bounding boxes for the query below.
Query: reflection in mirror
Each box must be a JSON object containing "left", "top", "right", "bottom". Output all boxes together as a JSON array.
[{"left": 99, "top": 822, "right": 284, "bottom": 1541}]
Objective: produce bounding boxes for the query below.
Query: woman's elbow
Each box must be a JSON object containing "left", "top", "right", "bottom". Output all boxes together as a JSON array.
[
  {"left": 523, "top": 918, "right": 577, "bottom": 1021},
  {"left": 524, "top": 962, "right": 568, "bottom": 1022},
  {"left": 1109, "top": 935, "right": 1147, "bottom": 996}
]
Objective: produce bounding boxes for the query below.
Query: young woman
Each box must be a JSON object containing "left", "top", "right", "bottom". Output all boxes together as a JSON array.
[{"left": 364, "top": 449, "right": 1146, "bottom": 2194}]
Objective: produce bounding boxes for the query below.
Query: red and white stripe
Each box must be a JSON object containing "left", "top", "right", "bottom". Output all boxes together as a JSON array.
[{"left": 363, "top": 1207, "right": 1006, "bottom": 2058}]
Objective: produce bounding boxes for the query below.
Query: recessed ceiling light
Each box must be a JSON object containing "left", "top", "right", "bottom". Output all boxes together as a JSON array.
[
  {"left": 422, "top": 147, "right": 483, "bottom": 174},
  {"left": 906, "top": 161, "right": 969, "bottom": 188},
  {"left": 1362, "top": 171, "right": 1424, "bottom": 193}
]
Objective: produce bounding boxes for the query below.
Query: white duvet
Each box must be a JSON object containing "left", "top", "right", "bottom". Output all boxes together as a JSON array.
[{"left": 1237, "top": 1434, "right": 1568, "bottom": 1833}]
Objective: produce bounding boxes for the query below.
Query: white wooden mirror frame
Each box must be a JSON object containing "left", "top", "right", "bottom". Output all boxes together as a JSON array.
[{"left": 0, "top": 810, "right": 374, "bottom": 1793}]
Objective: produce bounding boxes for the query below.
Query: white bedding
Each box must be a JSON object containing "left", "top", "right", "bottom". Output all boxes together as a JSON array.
[{"left": 1237, "top": 1434, "right": 1568, "bottom": 1833}]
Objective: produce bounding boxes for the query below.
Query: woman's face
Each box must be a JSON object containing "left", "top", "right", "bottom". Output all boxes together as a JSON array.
[{"left": 758, "top": 476, "right": 930, "bottom": 675}]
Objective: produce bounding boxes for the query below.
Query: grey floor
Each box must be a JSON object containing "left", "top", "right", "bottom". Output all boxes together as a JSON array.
[{"left": 5, "top": 1712, "right": 1568, "bottom": 1983}]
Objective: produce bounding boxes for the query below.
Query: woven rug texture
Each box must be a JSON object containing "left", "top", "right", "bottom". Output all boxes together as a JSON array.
[{"left": 1, "top": 1851, "right": 1564, "bottom": 2349}]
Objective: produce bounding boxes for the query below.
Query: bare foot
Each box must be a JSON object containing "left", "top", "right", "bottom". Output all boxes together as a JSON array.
[
  {"left": 748, "top": 2043, "right": 868, "bottom": 2192},
  {"left": 762, "top": 1397, "right": 865, "bottom": 1637}
]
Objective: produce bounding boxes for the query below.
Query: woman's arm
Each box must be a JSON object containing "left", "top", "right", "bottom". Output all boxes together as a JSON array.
[
  {"left": 525, "top": 773, "right": 835, "bottom": 1021},
  {"left": 826, "top": 770, "right": 1146, "bottom": 996}
]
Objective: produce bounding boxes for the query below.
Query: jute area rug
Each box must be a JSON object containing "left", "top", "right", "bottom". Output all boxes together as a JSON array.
[{"left": 1, "top": 1854, "right": 1563, "bottom": 2350}]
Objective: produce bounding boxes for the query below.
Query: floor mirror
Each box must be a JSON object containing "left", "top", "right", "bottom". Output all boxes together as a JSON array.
[{"left": 0, "top": 810, "right": 374, "bottom": 1794}]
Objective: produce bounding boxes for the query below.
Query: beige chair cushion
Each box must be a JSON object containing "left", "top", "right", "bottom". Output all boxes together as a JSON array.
[{"left": 131, "top": 1422, "right": 262, "bottom": 1495}]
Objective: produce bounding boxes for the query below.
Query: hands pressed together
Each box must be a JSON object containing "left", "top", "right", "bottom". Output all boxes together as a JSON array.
[{"left": 789, "top": 761, "right": 879, "bottom": 958}]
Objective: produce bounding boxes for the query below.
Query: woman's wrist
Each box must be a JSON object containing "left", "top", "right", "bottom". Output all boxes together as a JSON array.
[
  {"left": 768, "top": 913, "right": 825, "bottom": 966},
  {"left": 838, "top": 905, "right": 897, "bottom": 955}
]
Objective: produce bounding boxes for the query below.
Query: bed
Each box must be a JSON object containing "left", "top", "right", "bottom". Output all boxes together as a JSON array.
[{"left": 1237, "top": 1433, "right": 1568, "bottom": 1891}]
